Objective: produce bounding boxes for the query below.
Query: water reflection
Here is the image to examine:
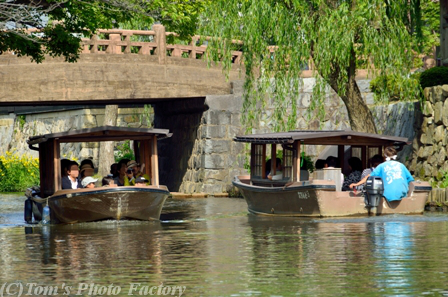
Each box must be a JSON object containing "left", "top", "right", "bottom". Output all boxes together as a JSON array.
[
  {"left": 2, "top": 194, "right": 448, "bottom": 296},
  {"left": 372, "top": 222, "right": 415, "bottom": 295}
]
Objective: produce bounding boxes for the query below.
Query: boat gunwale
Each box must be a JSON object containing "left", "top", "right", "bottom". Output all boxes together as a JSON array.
[
  {"left": 233, "top": 178, "right": 431, "bottom": 193},
  {"left": 232, "top": 178, "right": 337, "bottom": 193},
  {"left": 49, "top": 186, "right": 170, "bottom": 200}
]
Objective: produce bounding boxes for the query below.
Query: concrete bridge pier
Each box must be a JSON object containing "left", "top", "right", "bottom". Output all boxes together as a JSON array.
[{"left": 154, "top": 81, "right": 247, "bottom": 194}]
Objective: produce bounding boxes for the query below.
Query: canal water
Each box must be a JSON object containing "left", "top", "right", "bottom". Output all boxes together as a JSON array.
[{"left": 1, "top": 193, "right": 448, "bottom": 297}]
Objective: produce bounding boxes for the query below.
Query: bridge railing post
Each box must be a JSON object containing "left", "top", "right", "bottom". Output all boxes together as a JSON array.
[
  {"left": 108, "top": 33, "right": 122, "bottom": 54},
  {"left": 89, "top": 34, "right": 99, "bottom": 53},
  {"left": 153, "top": 25, "right": 167, "bottom": 64},
  {"left": 189, "top": 36, "right": 198, "bottom": 59}
]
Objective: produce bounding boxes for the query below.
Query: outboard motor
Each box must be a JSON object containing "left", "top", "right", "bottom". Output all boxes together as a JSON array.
[{"left": 364, "top": 176, "right": 384, "bottom": 209}]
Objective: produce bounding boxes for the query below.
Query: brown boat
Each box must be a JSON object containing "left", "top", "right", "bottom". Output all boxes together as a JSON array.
[
  {"left": 25, "top": 126, "right": 172, "bottom": 223},
  {"left": 233, "top": 130, "right": 432, "bottom": 217}
]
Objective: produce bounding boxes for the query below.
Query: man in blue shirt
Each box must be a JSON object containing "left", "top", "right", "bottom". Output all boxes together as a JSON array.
[{"left": 349, "top": 146, "right": 414, "bottom": 201}]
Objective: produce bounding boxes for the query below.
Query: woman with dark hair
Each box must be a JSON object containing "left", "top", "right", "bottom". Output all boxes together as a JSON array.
[
  {"left": 342, "top": 157, "right": 363, "bottom": 191},
  {"left": 114, "top": 159, "right": 131, "bottom": 186}
]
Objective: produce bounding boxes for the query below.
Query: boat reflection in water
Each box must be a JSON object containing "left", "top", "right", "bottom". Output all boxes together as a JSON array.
[{"left": 23, "top": 222, "right": 164, "bottom": 280}]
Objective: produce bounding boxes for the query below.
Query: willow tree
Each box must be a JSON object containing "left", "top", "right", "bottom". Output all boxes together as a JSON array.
[{"left": 201, "top": 0, "right": 423, "bottom": 133}]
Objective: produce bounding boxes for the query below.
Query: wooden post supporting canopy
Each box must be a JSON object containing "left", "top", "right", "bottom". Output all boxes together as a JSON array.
[
  {"left": 294, "top": 141, "right": 301, "bottom": 182},
  {"left": 142, "top": 140, "right": 151, "bottom": 180},
  {"left": 151, "top": 135, "right": 159, "bottom": 186},
  {"left": 54, "top": 139, "right": 60, "bottom": 192},
  {"left": 271, "top": 144, "right": 276, "bottom": 176},
  {"left": 39, "top": 139, "right": 57, "bottom": 198}
]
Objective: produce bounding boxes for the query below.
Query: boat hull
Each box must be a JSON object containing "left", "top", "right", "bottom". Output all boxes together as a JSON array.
[
  {"left": 32, "top": 186, "right": 169, "bottom": 223},
  {"left": 233, "top": 176, "right": 431, "bottom": 217}
]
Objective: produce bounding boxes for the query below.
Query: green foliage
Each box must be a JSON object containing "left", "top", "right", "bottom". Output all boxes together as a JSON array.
[
  {"left": 201, "top": 1, "right": 424, "bottom": 132},
  {"left": 1, "top": 0, "right": 144, "bottom": 63},
  {"left": 0, "top": 151, "right": 40, "bottom": 192},
  {"left": 438, "top": 171, "right": 448, "bottom": 189},
  {"left": 17, "top": 115, "right": 26, "bottom": 129},
  {"left": 2, "top": 0, "right": 207, "bottom": 63},
  {"left": 419, "top": 67, "right": 448, "bottom": 89},
  {"left": 114, "top": 140, "right": 135, "bottom": 162},
  {"left": 139, "top": 104, "right": 153, "bottom": 127},
  {"left": 370, "top": 73, "right": 422, "bottom": 102},
  {"left": 417, "top": 0, "right": 440, "bottom": 57},
  {"left": 120, "top": 0, "right": 210, "bottom": 43},
  {"left": 300, "top": 154, "right": 315, "bottom": 173}
]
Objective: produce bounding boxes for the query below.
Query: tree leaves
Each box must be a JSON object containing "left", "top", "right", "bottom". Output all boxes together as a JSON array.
[
  {"left": 1, "top": 0, "right": 208, "bottom": 62},
  {"left": 201, "top": 0, "right": 425, "bottom": 133}
]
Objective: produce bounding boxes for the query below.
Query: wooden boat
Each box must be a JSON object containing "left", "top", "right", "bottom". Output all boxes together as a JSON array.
[
  {"left": 232, "top": 130, "right": 432, "bottom": 217},
  {"left": 25, "top": 126, "right": 172, "bottom": 223}
]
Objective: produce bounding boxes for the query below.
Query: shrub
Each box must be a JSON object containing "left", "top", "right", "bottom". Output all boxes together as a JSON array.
[
  {"left": 300, "top": 154, "right": 315, "bottom": 173},
  {"left": 0, "top": 151, "right": 40, "bottom": 192},
  {"left": 419, "top": 67, "right": 448, "bottom": 89},
  {"left": 370, "top": 74, "right": 421, "bottom": 102},
  {"left": 438, "top": 171, "right": 448, "bottom": 189}
]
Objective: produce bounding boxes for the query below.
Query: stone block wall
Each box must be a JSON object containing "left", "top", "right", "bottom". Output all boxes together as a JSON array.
[
  {"left": 178, "top": 82, "right": 247, "bottom": 194},
  {"left": 407, "top": 85, "right": 448, "bottom": 183},
  {"left": 0, "top": 107, "right": 153, "bottom": 167}
]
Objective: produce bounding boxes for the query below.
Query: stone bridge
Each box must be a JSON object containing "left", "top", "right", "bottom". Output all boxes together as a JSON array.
[
  {"left": 0, "top": 25, "right": 245, "bottom": 106},
  {"left": 0, "top": 24, "right": 374, "bottom": 106}
]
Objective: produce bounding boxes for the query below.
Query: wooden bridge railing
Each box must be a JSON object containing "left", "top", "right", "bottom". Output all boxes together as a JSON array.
[
  {"left": 81, "top": 25, "right": 243, "bottom": 65},
  {"left": 5, "top": 25, "right": 322, "bottom": 70}
]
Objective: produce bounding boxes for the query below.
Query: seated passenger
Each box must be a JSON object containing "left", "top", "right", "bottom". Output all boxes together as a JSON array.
[
  {"left": 80, "top": 159, "right": 94, "bottom": 170},
  {"left": 135, "top": 176, "right": 149, "bottom": 186},
  {"left": 356, "top": 154, "right": 384, "bottom": 191},
  {"left": 114, "top": 159, "right": 131, "bottom": 186},
  {"left": 342, "top": 157, "right": 363, "bottom": 191},
  {"left": 102, "top": 175, "right": 117, "bottom": 187},
  {"left": 80, "top": 163, "right": 94, "bottom": 180},
  {"left": 315, "top": 159, "right": 326, "bottom": 170},
  {"left": 325, "top": 156, "right": 344, "bottom": 186},
  {"left": 110, "top": 163, "right": 118, "bottom": 178},
  {"left": 61, "top": 161, "right": 82, "bottom": 189},
  {"left": 82, "top": 176, "right": 98, "bottom": 189},
  {"left": 61, "top": 159, "right": 71, "bottom": 178},
  {"left": 126, "top": 168, "right": 135, "bottom": 185},
  {"left": 127, "top": 160, "right": 151, "bottom": 185}
]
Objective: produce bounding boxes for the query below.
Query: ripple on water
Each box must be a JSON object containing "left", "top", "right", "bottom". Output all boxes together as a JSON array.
[{"left": 1, "top": 195, "right": 448, "bottom": 296}]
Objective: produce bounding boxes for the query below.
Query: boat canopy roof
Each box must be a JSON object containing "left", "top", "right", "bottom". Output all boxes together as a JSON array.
[
  {"left": 28, "top": 126, "right": 172, "bottom": 148},
  {"left": 234, "top": 130, "right": 411, "bottom": 147}
]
